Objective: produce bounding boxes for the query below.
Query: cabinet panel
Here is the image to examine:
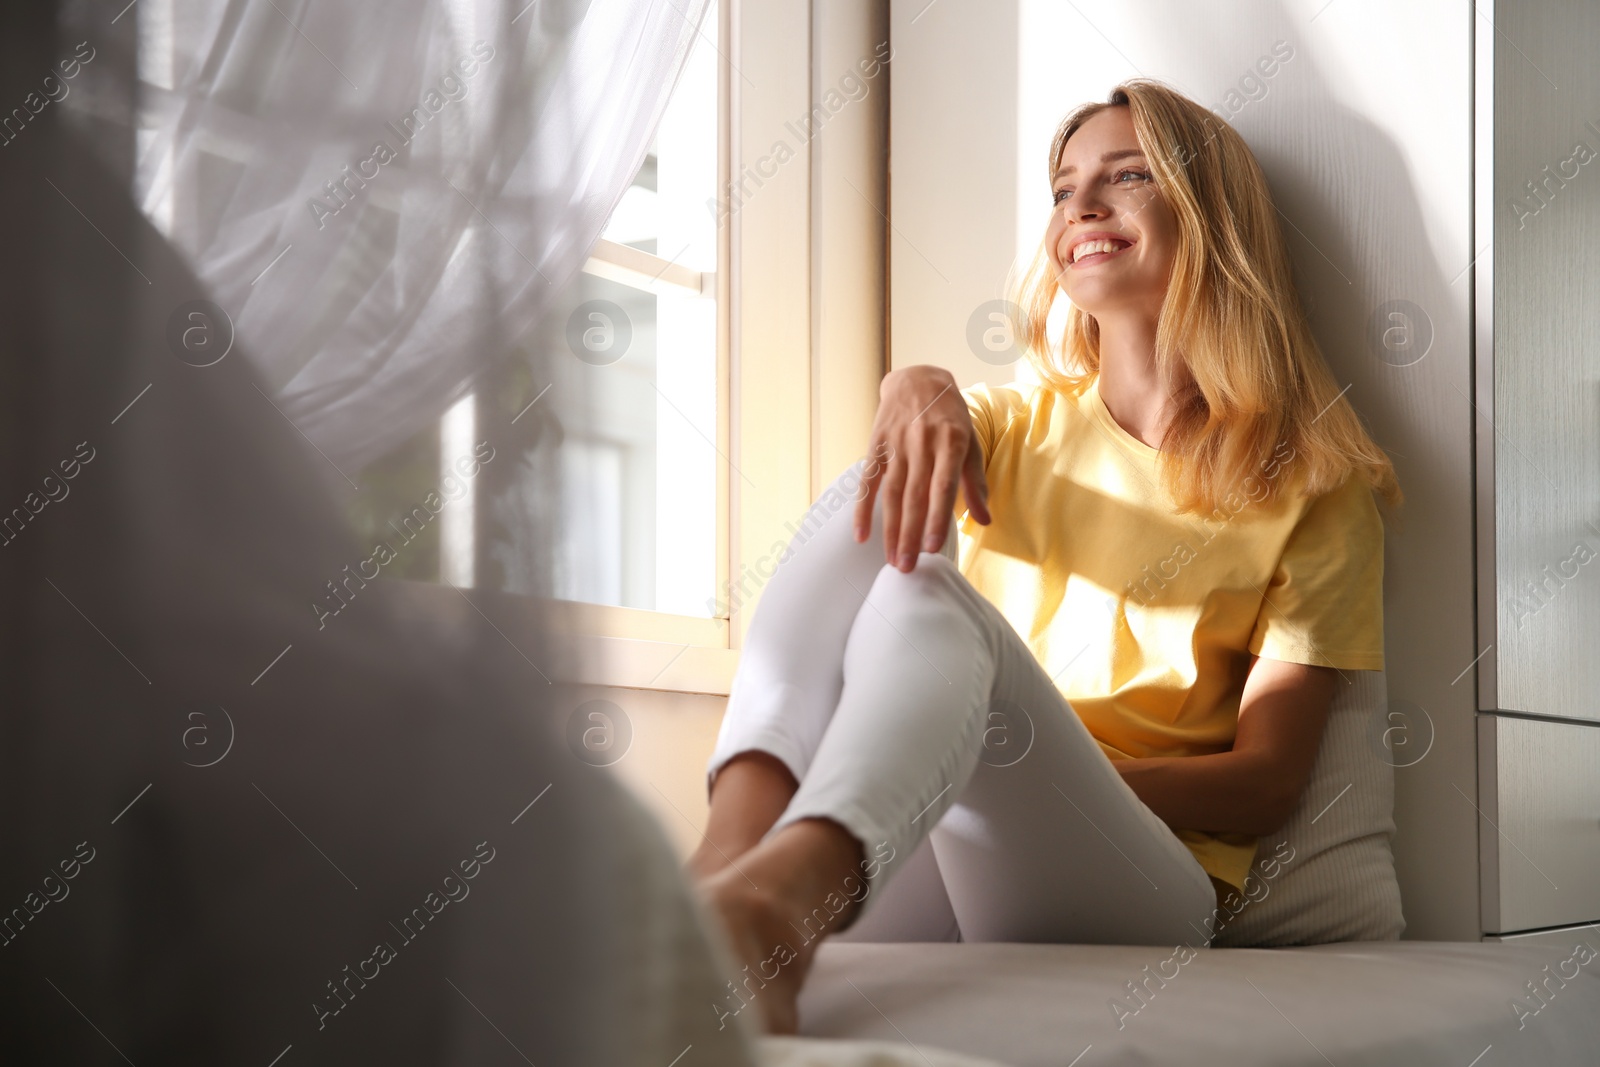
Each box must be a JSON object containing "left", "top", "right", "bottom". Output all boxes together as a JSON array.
[
  {"left": 1485, "top": 0, "right": 1600, "bottom": 723},
  {"left": 1485, "top": 923, "right": 1600, "bottom": 953},
  {"left": 1479, "top": 714, "right": 1600, "bottom": 934}
]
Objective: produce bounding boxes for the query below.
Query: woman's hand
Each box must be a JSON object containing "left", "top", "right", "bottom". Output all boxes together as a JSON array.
[{"left": 852, "top": 365, "right": 991, "bottom": 572}]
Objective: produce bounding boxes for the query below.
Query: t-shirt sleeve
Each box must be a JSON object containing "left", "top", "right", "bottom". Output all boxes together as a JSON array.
[
  {"left": 1247, "top": 472, "right": 1386, "bottom": 671},
  {"left": 960, "top": 380, "right": 1032, "bottom": 470},
  {"left": 961, "top": 381, "right": 1000, "bottom": 468}
]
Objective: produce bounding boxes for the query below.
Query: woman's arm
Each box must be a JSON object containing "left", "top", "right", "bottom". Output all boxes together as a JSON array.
[{"left": 1113, "top": 656, "right": 1337, "bottom": 837}]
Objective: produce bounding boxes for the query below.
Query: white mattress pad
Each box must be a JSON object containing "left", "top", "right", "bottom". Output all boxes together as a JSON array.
[{"left": 796, "top": 940, "right": 1600, "bottom": 1066}]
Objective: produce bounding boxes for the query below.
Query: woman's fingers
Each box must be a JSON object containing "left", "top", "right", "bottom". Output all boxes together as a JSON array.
[
  {"left": 923, "top": 434, "right": 961, "bottom": 552},
  {"left": 894, "top": 443, "right": 932, "bottom": 570},
  {"left": 852, "top": 437, "right": 888, "bottom": 542},
  {"left": 879, "top": 455, "right": 906, "bottom": 566},
  {"left": 855, "top": 365, "right": 979, "bottom": 564},
  {"left": 962, "top": 434, "right": 991, "bottom": 526}
]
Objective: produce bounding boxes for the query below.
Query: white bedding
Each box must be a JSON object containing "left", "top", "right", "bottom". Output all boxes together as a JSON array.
[{"left": 796, "top": 940, "right": 1600, "bottom": 1066}]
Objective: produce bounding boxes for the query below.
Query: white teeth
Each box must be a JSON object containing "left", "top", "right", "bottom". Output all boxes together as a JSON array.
[{"left": 1071, "top": 239, "right": 1130, "bottom": 263}]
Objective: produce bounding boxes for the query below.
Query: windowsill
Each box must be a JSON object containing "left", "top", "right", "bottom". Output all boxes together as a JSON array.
[
  {"left": 558, "top": 630, "right": 737, "bottom": 695},
  {"left": 385, "top": 579, "right": 737, "bottom": 696}
]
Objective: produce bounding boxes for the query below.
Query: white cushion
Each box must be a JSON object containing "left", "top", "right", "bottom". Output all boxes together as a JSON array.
[
  {"left": 758, "top": 1036, "right": 1008, "bottom": 1067},
  {"left": 799, "top": 940, "right": 1600, "bottom": 1066},
  {"left": 1210, "top": 668, "right": 1406, "bottom": 946}
]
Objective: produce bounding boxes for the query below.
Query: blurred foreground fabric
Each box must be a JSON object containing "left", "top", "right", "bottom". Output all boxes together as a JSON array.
[{"left": 0, "top": 3, "right": 756, "bottom": 1064}]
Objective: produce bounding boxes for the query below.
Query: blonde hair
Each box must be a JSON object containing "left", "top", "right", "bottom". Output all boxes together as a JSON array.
[{"left": 1011, "top": 78, "right": 1402, "bottom": 517}]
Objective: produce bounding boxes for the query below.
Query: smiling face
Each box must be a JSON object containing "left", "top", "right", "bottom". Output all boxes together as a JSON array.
[{"left": 1046, "top": 106, "right": 1180, "bottom": 320}]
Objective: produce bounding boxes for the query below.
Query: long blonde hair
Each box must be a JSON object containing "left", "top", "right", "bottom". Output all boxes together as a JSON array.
[{"left": 1012, "top": 78, "right": 1402, "bottom": 517}]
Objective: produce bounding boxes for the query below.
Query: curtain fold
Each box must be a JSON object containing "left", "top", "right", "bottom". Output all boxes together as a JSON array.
[{"left": 132, "top": 0, "right": 713, "bottom": 471}]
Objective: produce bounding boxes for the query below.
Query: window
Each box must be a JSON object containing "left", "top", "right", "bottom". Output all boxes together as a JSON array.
[
  {"left": 135, "top": 0, "right": 870, "bottom": 696},
  {"left": 347, "top": 0, "right": 733, "bottom": 681},
  {"left": 551, "top": 14, "right": 721, "bottom": 619}
]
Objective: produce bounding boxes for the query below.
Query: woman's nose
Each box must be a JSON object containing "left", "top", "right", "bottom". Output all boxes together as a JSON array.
[{"left": 1069, "top": 193, "right": 1108, "bottom": 223}]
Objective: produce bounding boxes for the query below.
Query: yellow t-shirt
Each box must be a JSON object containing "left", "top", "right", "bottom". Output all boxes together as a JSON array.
[{"left": 958, "top": 374, "right": 1385, "bottom": 895}]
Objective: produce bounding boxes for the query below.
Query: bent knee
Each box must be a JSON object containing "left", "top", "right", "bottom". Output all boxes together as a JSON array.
[{"left": 864, "top": 552, "right": 969, "bottom": 612}]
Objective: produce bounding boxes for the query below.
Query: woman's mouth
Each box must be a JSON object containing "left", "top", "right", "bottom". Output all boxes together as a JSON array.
[{"left": 1067, "top": 239, "right": 1133, "bottom": 269}]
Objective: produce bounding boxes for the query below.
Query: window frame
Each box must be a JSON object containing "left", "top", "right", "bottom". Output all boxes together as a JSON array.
[
  {"left": 556, "top": 0, "right": 888, "bottom": 696},
  {"left": 548, "top": 0, "right": 739, "bottom": 693},
  {"left": 142, "top": 0, "right": 888, "bottom": 698}
]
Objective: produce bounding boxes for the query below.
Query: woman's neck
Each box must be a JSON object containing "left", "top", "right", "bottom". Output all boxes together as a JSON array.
[{"left": 1095, "top": 317, "right": 1171, "bottom": 450}]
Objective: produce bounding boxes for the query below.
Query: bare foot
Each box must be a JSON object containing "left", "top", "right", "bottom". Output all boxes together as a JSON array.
[
  {"left": 696, "top": 818, "right": 866, "bottom": 1035},
  {"left": 700, "top": 868, "right": 814, "bottom": 1035}
]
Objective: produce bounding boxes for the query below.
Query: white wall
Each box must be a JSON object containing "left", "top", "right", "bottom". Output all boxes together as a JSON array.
[{"left": 890, "top": 0, "right": 1479, "bottom": 939}]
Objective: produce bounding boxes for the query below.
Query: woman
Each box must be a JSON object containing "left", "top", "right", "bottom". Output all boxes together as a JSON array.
[{"left": 687, "top": 79, "right": 1402, "bottom": 1035}]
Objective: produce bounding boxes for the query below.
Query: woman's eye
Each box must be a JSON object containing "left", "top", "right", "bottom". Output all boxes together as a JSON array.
[{"left": 1052, "top": 169, "right": 1149, "bottom": 205}]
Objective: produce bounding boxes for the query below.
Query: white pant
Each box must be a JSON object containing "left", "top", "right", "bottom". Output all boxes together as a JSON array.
[{"left": 706, "top": 462, "right": 1218, "bottom": 946}]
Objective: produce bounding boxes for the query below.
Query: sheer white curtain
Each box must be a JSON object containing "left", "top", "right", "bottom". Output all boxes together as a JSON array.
[{"left": 133, "top": 0, "right": 713, "bottom": 471}]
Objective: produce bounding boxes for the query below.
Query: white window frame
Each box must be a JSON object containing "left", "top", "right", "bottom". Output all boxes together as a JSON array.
[
  {"left": 140, "top": 0, "right": 889, "bottom": 698},
  {"left": 555, "top": 0, "right": 888, "bottom": 695}
]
